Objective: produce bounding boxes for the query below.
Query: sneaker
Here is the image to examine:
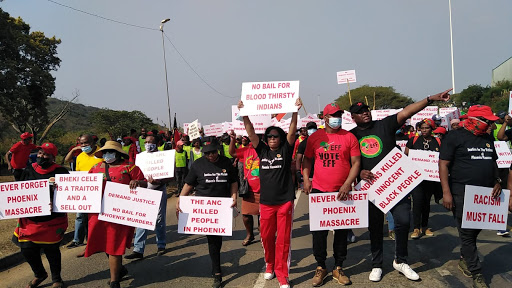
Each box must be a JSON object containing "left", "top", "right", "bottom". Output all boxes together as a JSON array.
[
  {"left": 347, "top": 230, "right": 356, "bottom": 243},
  {"left": 369, "top": 268, "right": 382, "bottom": 282},
  {"left": 66, "top": 242, "right": 82, "bottom": 249},
  {"left": 497, "top": 230, "right": 510, "bottom": 237},
  {"left": 389, "top": 231, "right": 395, "bottom": 240},
  {"left": 312, "top": 266, "right": 327, "bottom": 286},
  {"left": 157, "top": 248, "right": 165, "bottom": 256},
  {"left": 124, "top": 251, "right": 143, "bottom": 260},
  {"left": 393, "top": 260, "right": 420, "bottom": 281},
  {"left": 458, "top": 258, "right": 472, "bottom": 278},
  {"left": 411, "top": 229, "right": 421, "bottom": 239},
  {"left": 263, "top": 271, "right": 275, "bottom": 280},
  {"left": 332, "top": 266, "right": 351, "bottom": 285},
  {"left": 423, "top": 228, "right": 434, "bottom": 236},
  {"left": 212, "top": 274, "right": 222, "bottom": 288},
  {"left": 280, "top": 284, "right": 290, "bottom": 288},
  {"left": 472, "top": 273, "right": 488, "bottom": 288}
]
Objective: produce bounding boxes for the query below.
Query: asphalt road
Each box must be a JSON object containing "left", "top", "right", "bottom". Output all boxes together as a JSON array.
[{"left": 2, "top": 190, "right": 512, "bottom": 288}]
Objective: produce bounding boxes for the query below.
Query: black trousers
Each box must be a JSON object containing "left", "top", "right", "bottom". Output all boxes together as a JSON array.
[
  {"left": 21, "top": 243, "right": 62, "bottom": 283},
  {"left": 411, "top": 181, "right": 439, "bottom": 229},
  {"left": 368, "top": 195, "right": 411, "bottom": 267},
  {"left": 13, "top": 168, "right": 24, "bottom": 181},
  {"left": 206, "top": 235, "right": 223, "bottom": 275},
  {"left": 175, "top": 167, "right": 188, "bottom": 194}
]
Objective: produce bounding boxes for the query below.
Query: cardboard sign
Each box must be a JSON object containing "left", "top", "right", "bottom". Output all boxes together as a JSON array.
[
  {"left": 461, "top": 185, "right": 510, "bottom": 230},
  {"left": 178, "top": 196, "right": 233, "bottom": 236},
  {"left": 222, "top": 122, "right": 233, "bottom": 134},
  {"left": 494, "top": 141, "right": 512, "bottom": 168},
  {"left": 336, "top": 70, "right": 357, "bottom": 84},
  {"left": 187, "top": 119, "right": 201, "bottom": 140},
  {"left": 98, "top": 181, "right": 162, "bottom": 230},
  {"left": 299, "top": 113, "right": 323, "bottom": 128},
  {"left": 239, "top": 81, "right": 300, "bottom": 116},
  {"left": 53, "top": 173, "right": 103, "bottom": 213},
  {"left": 204, "top": 123, "right": 224, "bottom": 137},
  {"left": 341, "top": 111, "right": 357, "bottom": 131},
  {"left": 309, "top": 192, "right": 368, "bottom": 231},
  {"left": 411, "top": 106, "right": 438, "bottom": 126},
  {"left": 396, "top": 140, "right": 408, "bottom": 152},
  {"left": 0, "top": 180, "right": 51, "bottom": 220},
  {"left": 232, "top": 105, "right": 271, "bottom": 136},
  {"left": 439, "top": 107, "right": 458, "bottom": 116},
  {"left": 408, "top": 150, "right": 440, "bottom": 182},
  {"left": 354, "top": 148, "right": 424, "bottom": 213},
  {"left": 184, "top": 122, "right": 201, "bottom": 136},
  {"left": 509, "top": 91, "right": 512, "bottom": 115},
  {"left": 440, "top": 108, "right": 460, "bottom": 130},
  {"left": 135, "top": 150, "right": 175, "bottom": 179},
  {"left": 370, "top": 109, "right": 402, "bottom": 121}
]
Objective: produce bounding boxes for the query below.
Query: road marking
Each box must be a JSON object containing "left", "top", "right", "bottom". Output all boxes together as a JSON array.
[
  {"left": 253, "top": 189, "right": 303, "bottom": 288},
  {"left": 436, "top": 268, "right": 452, "bottom": 276}
]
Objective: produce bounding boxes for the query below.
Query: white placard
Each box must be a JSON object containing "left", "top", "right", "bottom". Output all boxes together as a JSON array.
[
  {"left": 396, "top": 140, "right": 408, "bottom": 152},
  {"left": 222, "top": 122, "right": 233, "bottom": 134},
  {"left": 408, "top": 150, "right": 440, "bottom": 182},
  {"left": 411, "top": 106, "right": 438, "bottom": 126},
  {"left": 232, "top": 105, "right": 272, "bottom": 136},
  {"left": 299, "top": 113, "right": 322, "bottom": 128},
  {"left": 184, "top": 122, "right": 202, "bottom": 136},
  {"left": 53, "top": 173, "right": 103, "bottom": 213},
  {"left": 0, "top": 180, "right": 51, "bottom": 220},
  {"left": 508, "top": 91, "right": 512, "bottom": 115},
  {"left": 439, "top": 107, "right": 458, "bottom": 116},
  {"left": 239, "top": 81, "right": 299, "bottom": 116},
  {"left": 440, "top": 109, "right": 460, "bottom": 130},
  {"left": 187, "top": 119, "right": 201, "bottom": 140},
  {"left": 354, "top": 148, "right": 424, "bottom": 213},
  {"left": 135, "top": 150, "right": 175, "bottom": 179},
  {"left": 309, "top": 192, "right": 368, "bottom": 231},
  {"left": 98, "top": 181, "right": 162, "bottom": 230},
  {"left": 370, "top": 109, "right": 402, "bottom": 121},
  {"left": 204, "top": 123, "right": 224, "bottom": 137},
  {"left": 178, "top": 196, "right": 233, "bottom": 236},
  {"left": 336, "top": 70, "right": 356, "bottom": 84},
  {"left": 494, "top": 141, "right": 512, "bottom": 168},
  {"left": 341, "top": 111, "right": 357, "bottom": 131},
  {"left": 461, "top": 185, "right": 510, "bottom": 230}
]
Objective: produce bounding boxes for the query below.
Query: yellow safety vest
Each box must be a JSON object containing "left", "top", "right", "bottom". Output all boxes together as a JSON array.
[{"left": 175, "top": 151, "right": 187, "bottom": 168}]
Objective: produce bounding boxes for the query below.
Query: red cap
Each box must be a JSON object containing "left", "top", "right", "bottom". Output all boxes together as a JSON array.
[
  {"left": 20, "top": 132, "right": 33, "bottom": 139},
  {"left": 158, "top": 130, "right": 166, "bottom": 134},
  {"left": 467, "top": 105, "right": 499, "bottom": 121},
  {"left": 323, "top": 103, "right": 342, "bottom": 116},
  {"left": 433, "top": 127, "right": 447, "bottom": 135},
  {"left": 38, "top": 143, "right": 58, "bottom": 157}
]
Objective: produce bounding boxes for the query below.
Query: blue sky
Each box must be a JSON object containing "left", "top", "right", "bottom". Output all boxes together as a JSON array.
[{"left": 2, "top": 0, "right": 511, "bottom": 127}]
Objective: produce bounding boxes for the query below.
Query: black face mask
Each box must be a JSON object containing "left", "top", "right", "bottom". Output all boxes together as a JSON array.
[{"left": 36, "top": 157, "right": 52, "bottom": 168}]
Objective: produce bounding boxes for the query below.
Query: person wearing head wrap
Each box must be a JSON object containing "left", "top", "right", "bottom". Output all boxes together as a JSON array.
[{"left": 450, "top": 119, "right": 461, "bottom": 130}]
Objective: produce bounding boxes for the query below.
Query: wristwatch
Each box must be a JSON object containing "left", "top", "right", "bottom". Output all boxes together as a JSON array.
[
  {"left": 495, "top": 178, "right": 502, "bottom": 185},
  {"left": 427, "top": 95, "right": 434, "bottom": 105}
]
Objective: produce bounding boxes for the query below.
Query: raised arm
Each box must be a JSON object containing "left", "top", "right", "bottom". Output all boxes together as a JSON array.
[
  {"left": 238, "top": 101, "right": 260, "bottom": 149},
  {"left": 228, "top": 131, "right": 237, "bottom": 157},
  {"left": 396, "top": 89, "right": 452, "bottom": 125},
  {"left": 287, "top": 98, "right": 303, "bottom": 146}
]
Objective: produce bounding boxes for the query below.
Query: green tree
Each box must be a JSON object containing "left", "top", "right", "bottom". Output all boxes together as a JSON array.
[
  {"left": 92, "top": 109, "right": 157, "bottom": 138},
  {"left": 452, "top": 81, "right": 512, "bottom": 113},
  {"left": 0, "top": 8, "right": 61, "bottom": 139},
  {"left": 334, "top": 85, "right": 414, "bottom": 111}
]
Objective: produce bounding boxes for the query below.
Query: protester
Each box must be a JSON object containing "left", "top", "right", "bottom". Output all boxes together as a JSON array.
[
  {"left": 64, "top": 134, "right": 102, "bottom": 253},
  {"left": 220, "top": 133, "right": 234, "bottom": 162},
  {"left": 181, "top": 135, "right": 192, "bottom": 159},
  {"left": 189, "top": 138, "right": 203, "bottom": 166},
  {"left": 85, "top": 141, "right": 147, "bottom": 288},
  {"left": 139, "top": 128, "right": 147, "bottom": 152},
  {"left": 450, "top": 119, "right": 461, "bottom": 130},
  {"left": 125, "top": 135, "right": 171, "bottom": 260},
  {"left": 174, "top": 140, "right": 189, "bottom": 196},
  {"left": 295, "top": 122, "right": 317, "bottom": 188},
  {"left": 238, "top": 98, "right": 301, "bottom": 288},
  {"left": 66, "top": 136, "right": 82, "bottom": 171},
  {"left": 121, "top": 136, "right": 137, "bottom": 164},
  {"left": 13, "top": 143, "right": 69, "bottom": 288},
  {"left": 433, "top": 127, "right": 447, "bottom": 139},
  {"left": 350, "top": 89, "right": 451, "bottom": 282},
  {"left": 4, "top": 132, "right": 38, "bottom": 181},
  {"left": 176, "top": 138, "right": 238, "bottom": 288},
  {"left": 302, "top": 103, "right": 361, "bottom": 286},
  {"left": 229, "top": 131, "right": 260, "bottom": 247},
  {"left": 439, "top": 105, "right": 501, "bottom": 288},
  {"left": 405, "top": 119, "right": 442, "bottom": 239}
]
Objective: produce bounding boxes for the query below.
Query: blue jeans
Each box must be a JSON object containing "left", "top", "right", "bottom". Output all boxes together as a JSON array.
[
  {"left": 386, "top": 212, "right": 394, "bottom": 231},
  {"left": 73, "top": 213, "right": 88, "bottom": 244},
  {"left": 133, "top": 185, "right": 167, "bottom": 254}
]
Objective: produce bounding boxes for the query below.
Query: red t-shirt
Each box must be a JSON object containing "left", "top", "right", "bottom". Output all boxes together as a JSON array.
[
  {"left": 9, "top": 142, "right": 37, "bottom": 169},
  {"left": 304, "top": 129, "right": 360, "bottom": 192},
  {"left": 236, "top": 146, "right": 261, "bottom": 193}
]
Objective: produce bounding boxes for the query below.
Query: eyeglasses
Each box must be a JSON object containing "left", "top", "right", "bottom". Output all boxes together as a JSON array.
[
  {"left": 267, "top": 134, "right": 280, "bottom": 139},
  {"left": 204, "top": 151, "right": 217, "bottom": 156}
]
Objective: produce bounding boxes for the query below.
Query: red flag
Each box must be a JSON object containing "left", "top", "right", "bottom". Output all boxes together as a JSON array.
[{"left": 275, "top": 113, "right": 286, "bottom": 122}]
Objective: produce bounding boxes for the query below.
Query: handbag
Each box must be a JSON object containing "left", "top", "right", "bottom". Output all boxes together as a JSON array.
[{"left": 238, "top": 160, "right": 254, "bottom": 198}]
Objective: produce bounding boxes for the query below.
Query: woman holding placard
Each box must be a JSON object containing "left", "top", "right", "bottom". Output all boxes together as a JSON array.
[
  {"left": 238, "top": 98, "right": 301, "bottom": 288},
  {"left": 13, "top": 143, "right": 69, "bottom": 288},
  {"left": 84, "top": 141, "right": 146, "bottom": 288},
  {"left": 176, "top": 137, "right": 238, "bottom": 288}
]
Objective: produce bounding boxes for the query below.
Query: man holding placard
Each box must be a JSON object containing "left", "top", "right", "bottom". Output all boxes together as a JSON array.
[
  {"left": 350, "top": 89, "right": 451, "bottom": 282},
  {"left": 439, "top": 105, "right": 501, "bottom": 288},
  {"left": 302, "top": 103, "right": 361, "bottom": 286}
]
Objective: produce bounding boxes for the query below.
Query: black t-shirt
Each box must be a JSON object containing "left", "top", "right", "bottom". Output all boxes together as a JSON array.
[
  {"left": 350, "top": 114, "right": 401, "bottom": 171},
  {"left": 20, "top": 164, "right": 69, "bottom": 222},
  {"left": 185, "top": 156, "right": 237, "bottom": 197},
  {"left": 255, "top": 140, "right": 295, "bottom": 205},
  {"left": 504, "top": 129, "right": 512, "bottom": 141},
  {"left": 439, "top": 128, "right": 497, "bottom": 189},
  {"left": 406, "top": 136, "right": 441, "bottom": 152},
  {"left": 297, "top": 138, "right": 314, "bottom": 178}
]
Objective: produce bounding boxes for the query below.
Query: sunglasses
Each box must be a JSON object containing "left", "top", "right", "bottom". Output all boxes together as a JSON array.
[
  {"left": 267, "top": 134, "right": 280, "bottom": 139},
  {"left": 204, "top": 151, "right": 217, "bottom": 156}
]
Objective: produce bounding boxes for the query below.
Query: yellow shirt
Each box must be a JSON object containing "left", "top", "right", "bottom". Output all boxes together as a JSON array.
[{"left": 76, "top": 146, "right": 103, "bottom": 172}]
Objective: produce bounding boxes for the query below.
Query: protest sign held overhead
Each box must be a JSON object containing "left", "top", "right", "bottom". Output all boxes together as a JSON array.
[
  {"left": 239, "top": 81, "right": 299, "bottom": 116},
  {"left": 336, "top": 70, "right": 357, "bottom": 84},
  {"left": 187, "top": 119, "right": 201, "bottom": 140},
  {"left": 355, "top": 148, "right": 424, "bottom": 213},
  {"left": 411, "top": 106, "right": 438, "bottom": 126},
  {"left": 0, "top": 180, "right": 51, "bottom": 220},
  {"left": 98, "top": 181, "right": 162, "bottom": 230},
  {"left": 178, "top": 196, "right": 233, "bottom": 236},
  {"left": 232, "top": 105, "right": 271, "bottom": 135},
  {"left": 461, "top": 185, "right": 510, "bottom": 230},
  {"left": 309, "top": 192, "right": 368, "bottom": 231},
  {"left": 135, "top": 150, "right": 175, "bottom": 179},
  {"left": 53, "top": 173, "right": 103, "bottom": 213},
  {"left": 408, "top": 150, "right": 440, "bottom": 182}
]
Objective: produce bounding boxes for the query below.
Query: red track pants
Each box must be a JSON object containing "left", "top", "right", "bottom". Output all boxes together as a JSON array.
[{"left": 260, "top": 201, "right": 294, "bottom": 285}]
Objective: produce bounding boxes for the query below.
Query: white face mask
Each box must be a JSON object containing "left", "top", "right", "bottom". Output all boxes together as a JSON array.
[
  {"left": 327, "top": 117, "right": 342, "bottom": 129},
  {"left": 103, "top": 152, "right": 117, "bottom": 163}
]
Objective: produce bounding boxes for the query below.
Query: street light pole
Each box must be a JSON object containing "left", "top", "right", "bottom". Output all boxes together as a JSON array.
[
  {"left": 448, "top": 0, "right": 455, "bottom": 93},
  {"left": 160, "top": 18, "right": 172, "bottom": 130}
]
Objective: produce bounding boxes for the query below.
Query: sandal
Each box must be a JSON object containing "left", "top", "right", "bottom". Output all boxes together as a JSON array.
[
  {"left": 26, "top": 274, "right": 48, "bottom": 288},
  {"left": 242, "top": 236, "right": 255, "bottom": 246}
]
